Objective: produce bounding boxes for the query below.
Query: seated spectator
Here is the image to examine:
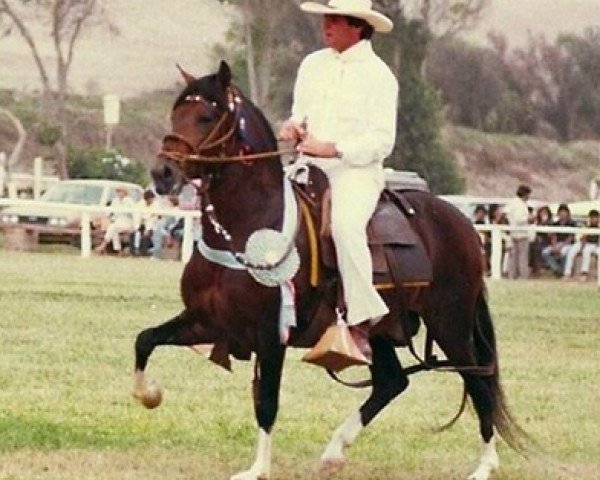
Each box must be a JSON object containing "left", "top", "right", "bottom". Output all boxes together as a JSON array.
[
  {"left": 563, "top": 209, "right": 599, "bottom": 281},
  {"left": 541, "top": 203, "right": 576, "bottom": 277},
  {"left": 489, "top": 203, "right": 511, "bottom": 276},
  {"left": 131, "top": 189, "right": 158, "bottom": 256},
  {"left": 94, "top": 185, "right": 135, "bottom": 255},
  {"left": 530, "top": 205, "right": 553, "bottom": 276},
  {"left": 150, "top": 195, "right": 181, "bottom": 259}
]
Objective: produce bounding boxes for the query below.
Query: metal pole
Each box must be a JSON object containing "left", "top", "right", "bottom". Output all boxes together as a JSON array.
[{"left": 33, "top": 156, "right": 43, "bottom": 199}]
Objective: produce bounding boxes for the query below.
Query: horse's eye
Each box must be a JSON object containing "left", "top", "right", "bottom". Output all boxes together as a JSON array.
[{"left": 197, "top": 113, "right": 214, "bottom": 124}]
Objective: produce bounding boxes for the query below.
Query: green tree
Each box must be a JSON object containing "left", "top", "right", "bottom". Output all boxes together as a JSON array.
[
  {"left": 384, "top": 17, "right": 464, "bottom": 194},
  {"left": 67, "top": 147, "right": 147, "bottom": 185}
]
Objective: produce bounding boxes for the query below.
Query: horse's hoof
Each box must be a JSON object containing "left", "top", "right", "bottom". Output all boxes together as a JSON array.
[
  {"left": 230, "top": 470, "right": 269, "bottom": 480},
  {"left": 318, "top": 457, "right": 345, "bottom": 478},
  {"left": 132, "top": 380, "right": 163, "bottom": 409}
]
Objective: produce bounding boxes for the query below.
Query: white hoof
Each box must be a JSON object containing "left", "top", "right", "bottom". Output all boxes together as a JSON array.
[
  {"left": 230, "top": 467, "right": 269, "bottom": 480},
  {"left": 318, "top": 457, "right": 346, "bottom": 478},
  {"left": 467, "top": 464, "right": 495, "bottom": 480},
  {"left": 132, "top": 372, "right": 163, "bottom": 409}
]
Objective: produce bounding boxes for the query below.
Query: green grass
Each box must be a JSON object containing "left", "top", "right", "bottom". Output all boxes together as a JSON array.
[{"left": 0, "top": 251, "right": 598, "bottom": 479}]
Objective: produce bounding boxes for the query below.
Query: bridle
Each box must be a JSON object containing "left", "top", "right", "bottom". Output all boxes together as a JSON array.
[{"left": 159, "top": 86, "right": 294, "bottom": 165}]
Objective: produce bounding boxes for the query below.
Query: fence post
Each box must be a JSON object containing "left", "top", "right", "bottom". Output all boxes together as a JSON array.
[
  {"left": 80, "top": 213, "right": 91, "bottom": 258},
  {"left": 181, "top": 215, "right": 194, "bottom": 263},
  {"left": 490, "top": 225, "right": 502, "bottom": 280}
]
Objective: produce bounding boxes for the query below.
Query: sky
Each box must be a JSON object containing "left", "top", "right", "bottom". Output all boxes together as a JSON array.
[{"left": 469, "top": 0, "right": 600, "bottom": 46}]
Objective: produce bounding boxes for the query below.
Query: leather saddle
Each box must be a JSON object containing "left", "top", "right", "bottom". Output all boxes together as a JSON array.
[{"left": 290, "top": 165, "right": 433, "bottom": 292}]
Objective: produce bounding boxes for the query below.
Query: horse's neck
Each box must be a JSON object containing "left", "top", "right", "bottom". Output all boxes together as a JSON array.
[{"left": 203, "top": 161, "right": 285, "bottom": 251}]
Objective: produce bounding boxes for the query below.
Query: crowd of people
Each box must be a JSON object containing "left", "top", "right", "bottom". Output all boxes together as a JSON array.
[
  {"left": 94, "top": 184, "right": 200, "bottom": 259},
  {"left": 473, "top": 185, "right": 599, "bottom": 282}
]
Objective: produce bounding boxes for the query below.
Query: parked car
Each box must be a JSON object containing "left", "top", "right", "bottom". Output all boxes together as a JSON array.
[{"left": 0, "top": 179, "right": 144, "bottom": 245}]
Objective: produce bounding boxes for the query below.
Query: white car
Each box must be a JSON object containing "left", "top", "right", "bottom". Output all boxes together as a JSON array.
[{"left": 1, "top": 179, "right": 144, "bottom": 245}]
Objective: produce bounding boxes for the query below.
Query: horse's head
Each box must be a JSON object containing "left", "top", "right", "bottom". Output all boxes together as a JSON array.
[{"left": 152, "top": 61, "right": 241, "bottom": 194}]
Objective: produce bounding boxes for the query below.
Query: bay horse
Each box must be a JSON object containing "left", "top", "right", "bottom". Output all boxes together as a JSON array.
[{"left": 133, "top": 61, "right": 524, "bottom": 480}]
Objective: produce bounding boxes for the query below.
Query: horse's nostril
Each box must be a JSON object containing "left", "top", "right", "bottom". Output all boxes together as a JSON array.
[{"left": 164, "top": 166, "right": 173, "bottom": 179}]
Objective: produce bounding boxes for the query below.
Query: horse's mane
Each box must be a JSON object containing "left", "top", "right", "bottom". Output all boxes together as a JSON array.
[{"left": 174, "top": 75, "right": 278, "bottom": 150}]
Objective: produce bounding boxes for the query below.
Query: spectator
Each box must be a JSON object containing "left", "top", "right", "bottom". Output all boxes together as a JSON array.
[
  {"left": 530, "top": 205, "right": 553, "bottom": 277},
  {"left": 505, "top": 185, "right": 534, "bottom": 279},
  {"left": 563, "top": 209, "right": 599, "bottom": 281},
  {"left": 94, "top": 185, "right": 135, "bottom": 255},
  {"left": 150, "top": 195, "right": 181, "bottom": 259},
  {"left": 541, "top": 203, "right": 576, "bottom": 277},
  {"left": 131, "top": 189, "right": 158, "bottom": 256},
  {"left": 489, "top": 203, "right": 511, "bottom": 276},
  {"left": 472, "top": 204, "right": 490, "bottom": 274}
]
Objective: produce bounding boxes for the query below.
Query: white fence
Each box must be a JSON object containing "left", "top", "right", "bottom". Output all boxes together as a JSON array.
[
  {"left": 1, "top": 197, "right": 598, "bottom": 286},
  {"left": 0, "top": 197, "right": 201, "bottom": 263},
  {"left": 474, "top": 224, "right": 600, "bottom": 286}
]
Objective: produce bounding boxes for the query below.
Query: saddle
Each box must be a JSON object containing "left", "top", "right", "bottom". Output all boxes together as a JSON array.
[{"left": 291, "top": 165, "right": 433, "bottom": 292}]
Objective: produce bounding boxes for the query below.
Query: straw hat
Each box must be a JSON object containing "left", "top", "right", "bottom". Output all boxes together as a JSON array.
[{"left": 300, "top": 0, "right": 393, "bottom": 33}]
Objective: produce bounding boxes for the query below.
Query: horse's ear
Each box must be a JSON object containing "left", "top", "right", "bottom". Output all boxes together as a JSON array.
[
  {"left": 217, "top": 60, "right": 232, "bottom": 90},
  {"left": 176, "top": 63, "right": 196, "bottom": 85}
]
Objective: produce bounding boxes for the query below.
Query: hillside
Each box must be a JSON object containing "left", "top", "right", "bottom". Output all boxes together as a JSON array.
[
  {"left": 445, "top": 127, "right": 600, "bottom": 203},
  {"left": 1, "top": 88, "right": 598, "bottom": 203}
]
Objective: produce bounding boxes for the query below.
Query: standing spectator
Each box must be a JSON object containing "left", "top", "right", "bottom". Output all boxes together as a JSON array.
[
  {"left": 131, "top": 189, "right": 158, "bottom": 256},
  {"left": 530, "top": 205, "right": 553, "bottom": 277},
  {"left": 505, "top": 185, "right": 534, "bottom": 279},
  {"left": 542, "top": 203, "right": 576, "bottom": 277},
  {"left": 95, "top": 185, "right": 135, "bottom": 255},
  {"left": 563, "top": 209, "right": 599, "bottom": 281}
]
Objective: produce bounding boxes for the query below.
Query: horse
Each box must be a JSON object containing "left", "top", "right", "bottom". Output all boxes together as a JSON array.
[{"left": 133, "top": 61, "right": 525, "bottom": 480}]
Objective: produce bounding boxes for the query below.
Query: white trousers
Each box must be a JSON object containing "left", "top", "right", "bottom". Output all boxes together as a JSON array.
[
  {"left": 564, "top": 242, "right": 598, "bottom": 276},
  {"left": 328, "top": 167, "right": 389, "bottom": 326},
  {"left": 104, "top": 217, "right": 133, "bottom": 251}
]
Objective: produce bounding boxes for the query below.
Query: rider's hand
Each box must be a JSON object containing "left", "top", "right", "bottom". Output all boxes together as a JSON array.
[
  {"left": 278, "top": 120, "right": 307, "bottom": 142},
  {"left": 297, "top": 134, "right": 338, "bottom": 158}
]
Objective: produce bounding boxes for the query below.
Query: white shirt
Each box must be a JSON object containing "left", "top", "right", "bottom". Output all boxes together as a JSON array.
[
  {"left": 290, "top": 40, "right": 398, "bottom": 184},
  {"left": 505, "top": 197, "right": 530, "bottom": 239}
]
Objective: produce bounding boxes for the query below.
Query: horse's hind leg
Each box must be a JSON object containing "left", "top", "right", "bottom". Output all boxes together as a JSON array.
[
  {"left": 429, "top": 295, "right": 506, "bottom": 480},
  {"left": 133, "top": 309, "right": 216, "bottom": 408},
  {"left": 320, "top": 336, "right": 408, "bottom": 477}
]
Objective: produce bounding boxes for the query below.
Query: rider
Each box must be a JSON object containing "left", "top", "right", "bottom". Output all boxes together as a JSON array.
[{"left": 279, "top": 0, "right": 398, "bottom": 360}]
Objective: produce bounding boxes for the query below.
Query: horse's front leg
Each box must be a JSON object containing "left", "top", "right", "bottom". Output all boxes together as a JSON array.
[
  {"left": 320, "top": 336, "right": 409, "bottom": 477},
  {"left": 231, "top": 324, "right": 286, "bottom": 480},
  {"left": 133, "top": 308, "right": 216, "bottom": 408}
]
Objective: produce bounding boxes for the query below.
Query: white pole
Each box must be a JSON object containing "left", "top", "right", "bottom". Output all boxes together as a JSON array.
[
  {"left": 33, "top": 156, "right": 43, "bottom": 199},
  {"left": 80, "top": 213, "right": 91, "bottom": 258},
  {"left": 0, "top": 152, "right": 6, "bottom": 196},
  {"left": 181, "top": 216, "right": 194, "bottom": 263},
  {"left": 490, "top": 225, "right": 502, "bottom": 280}
]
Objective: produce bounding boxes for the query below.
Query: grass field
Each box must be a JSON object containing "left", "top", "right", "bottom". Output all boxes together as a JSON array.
[{"left": 0, "top": 250, "right": 598, "bottom": 480}]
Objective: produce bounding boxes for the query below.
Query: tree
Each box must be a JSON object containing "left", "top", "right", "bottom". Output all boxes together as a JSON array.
[
  {"left": 0, "top": 0, "right": 104, "bottom": 178},
  {"left": 385, "top": 16, "right": 464, "bottom": 194},
  {"left": 217, "top": 0, "right": 319, "bottom": 115}
]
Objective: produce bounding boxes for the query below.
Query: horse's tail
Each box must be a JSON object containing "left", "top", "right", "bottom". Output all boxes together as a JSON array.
[{"left": 474, "top": 290, "right": 530, "bottom": 454}]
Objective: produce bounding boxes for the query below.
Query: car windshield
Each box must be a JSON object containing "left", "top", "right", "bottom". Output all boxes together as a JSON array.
[{"left": 41, "top": 183, "right": 103, "bottom": 205}]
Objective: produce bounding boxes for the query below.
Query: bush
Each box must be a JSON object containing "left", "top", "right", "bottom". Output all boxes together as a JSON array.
[{"left": 67, "top": 147, "right": 148, "bottom": 185}]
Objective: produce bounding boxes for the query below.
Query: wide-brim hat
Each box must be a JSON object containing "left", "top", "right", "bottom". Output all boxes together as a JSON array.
[{"left": 300, "top": 0, "right": 393, "bottom": 33}]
